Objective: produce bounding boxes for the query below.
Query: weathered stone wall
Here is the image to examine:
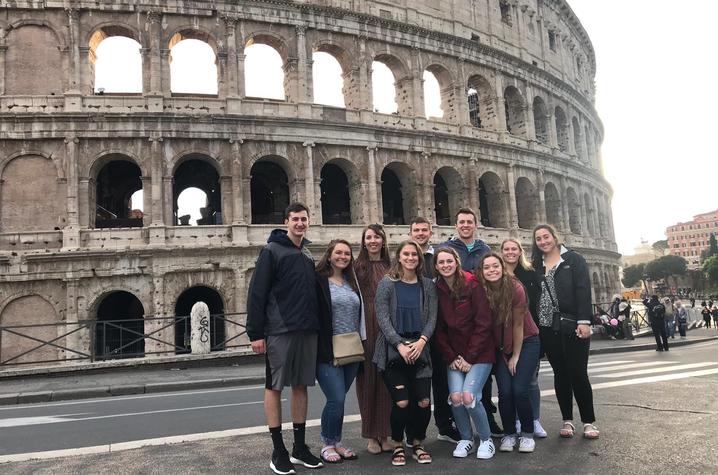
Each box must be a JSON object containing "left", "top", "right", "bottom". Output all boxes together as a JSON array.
[{"left": 0, "top": 0, "right": 620, "bottom": 366}]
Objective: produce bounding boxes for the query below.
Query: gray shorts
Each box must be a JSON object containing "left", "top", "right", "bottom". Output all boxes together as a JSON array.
[{"left": 265, "top": 330, "right": 318, "bottom": 390}]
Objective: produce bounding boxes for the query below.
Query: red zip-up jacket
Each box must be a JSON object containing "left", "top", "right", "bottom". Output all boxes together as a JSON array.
[{"left": 434, "top": 271, "right": 495, "bottom": 365}]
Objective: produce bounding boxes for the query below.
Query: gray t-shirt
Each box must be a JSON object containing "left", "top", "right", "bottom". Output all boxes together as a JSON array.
[{"left": 329, "top": 280, "right": 361, "bottom": 335}]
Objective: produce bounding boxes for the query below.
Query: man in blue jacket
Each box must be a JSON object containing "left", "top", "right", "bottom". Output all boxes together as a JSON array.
[
  {"left": 247, "top": 202, "right": 323, "bottom": 475},
  {"left": 438, "top": 207, "right": 503, "bottom": 437}
]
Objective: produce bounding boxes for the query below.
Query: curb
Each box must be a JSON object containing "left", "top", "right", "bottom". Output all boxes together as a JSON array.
[{"left": 589, "top": 335, "right": 718, "bottom": 355}]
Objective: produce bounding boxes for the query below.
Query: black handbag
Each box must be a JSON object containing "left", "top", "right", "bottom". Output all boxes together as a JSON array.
[
  {"left": 541, "top": 277, "right": 577, "bottom": 337},
  {"left": 388, "top": 338, "right": 430, "bottom": 368}
]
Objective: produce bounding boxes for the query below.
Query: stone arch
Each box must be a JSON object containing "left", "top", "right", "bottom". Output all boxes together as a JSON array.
[
  {"left": 94, "top": 290, "right": 145, "bottom": 360},
  {"left": 566, "top": 186, "right": 581, "bottom": 234},
  {"left": 5, "top": 23, "right": 65, "bottom": 95},
  {"left": 515, "top": 176, "right": 538, "bottom": 229},
  {"left": 572, "top": 116, "right": 585, "bottom": 160},
  {"left": 433, "top": 166, "right": 464, "bottom": 226},
  {"left": 168, "top": 29, "right": 219, "bottom": 95},
  {"left": 504, "top": 86, "right": 526, "bottom": 136},
  {"left": 424, "top": 63, "right": 455, "bottom": 121},
  {"left": 92, "top": 155, "right": 143, "bottom": 229},
  {"left": 174, "top": 285, "right": 226, "bottom": 354},
  {"left": 467, "top": 74, "right": 495, "bottom": 129},
  {"left": 373, "top": 53, "right": 412, "bottom": 116},
  {"left": 532, "top": 96, "right": 549, "bottom": 144},
  {"left": 320, "top": 158, "right": 361, "bottom": 224},
  {"left": 0, "top": 294, "right": 63, "bottom": 365},
  {"left": 583, "top": 192, "right": 597, "bottom": 236},
  {"left": 312, "top": 42, "right": 349, "bottom": 108},
  {"left": 478, "top": 171, "right": 509, "bottom": 228},
  {"left": 250, "top": 156, "right": 293, "bottom": 224},
  {"left": 88, "top": 25, "right": 143, "bottom": 93},
  {"left": 381, "top": 161, "right": 416, "bottom": 225},
  {"left": 314, "top": 40, "right": 357, "bottom": 109},
  {"left": 555, "top": 106, "right": 569, "bottom": 152},
  {"left": 544, "top": 181, "right": 562, "bottom": 229},
  {"left": 245, "top": 32, "right": 290, "bottom": 100},
  {"left": 0, "top": 154, "right": 67, "bottom": 232},
  {"left": 173, "top": 154, "right": 222, "bottom": 226}
]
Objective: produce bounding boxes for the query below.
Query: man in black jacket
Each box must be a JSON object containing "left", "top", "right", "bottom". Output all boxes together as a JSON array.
[
  {"left": 643, "top": 295, "right": 668, "bottom": 351},
  {"left": 247, "top": 202, "right": 323, "bottom": 475}
]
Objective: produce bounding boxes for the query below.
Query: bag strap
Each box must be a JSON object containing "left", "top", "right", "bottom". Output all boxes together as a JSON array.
[{"left": 541, "top": 274, "right": 559, "bottom": 309}]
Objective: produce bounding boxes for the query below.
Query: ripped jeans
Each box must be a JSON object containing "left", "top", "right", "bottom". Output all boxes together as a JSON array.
[{"left": 446, "top": 363, "right": 493, "bottom": 442}]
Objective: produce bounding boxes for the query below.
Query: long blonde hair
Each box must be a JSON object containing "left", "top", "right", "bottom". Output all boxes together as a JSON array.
[
  {"left": 500, "top": 238, "right": 533, "bottom": 272},
  {"left": 387, "top": 240, "right": 425, "bottom": 281},
  {"left": 476, "top": 252, "right": 515, "bottom": 326}
]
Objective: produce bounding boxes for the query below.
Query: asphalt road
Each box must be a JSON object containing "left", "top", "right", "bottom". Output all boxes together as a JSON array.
[{"left": 1, "top": 340, "right": 717, "bottom": 473}]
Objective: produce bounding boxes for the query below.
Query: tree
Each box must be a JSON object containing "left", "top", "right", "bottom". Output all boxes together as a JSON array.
[
  {"left": 709, "top": 233, "right": 718, "bottom": 258},
  {"left": 652, "top": 239, "right": 669, "bottom": 253},
  {"left": 703, "top": 255, "right": 718, "bottom": 285},
  {"left": 645, "top": 255, "right": 688, "bottom": 290},
  {"left": 622, "top": 263, "right": 645, "bottom": 288}
]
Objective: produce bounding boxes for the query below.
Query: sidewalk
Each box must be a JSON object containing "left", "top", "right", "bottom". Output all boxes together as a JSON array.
[{"left": 0, "top": 329, "right": 715, "bottom": 407}]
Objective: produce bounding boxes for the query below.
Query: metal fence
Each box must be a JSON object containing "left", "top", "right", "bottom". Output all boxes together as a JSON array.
[{"left": 0, "top": 312, "right": 247, "bottom": 367}]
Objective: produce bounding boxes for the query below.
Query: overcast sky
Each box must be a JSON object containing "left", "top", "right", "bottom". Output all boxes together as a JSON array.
[{"left": 567, "top": 0, "right": 718, "bottom": 254}]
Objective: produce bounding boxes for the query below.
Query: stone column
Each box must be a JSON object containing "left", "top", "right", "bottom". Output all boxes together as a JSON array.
[
  {"left": 147, "top": 12, "right": 163, "bottom": 94},
  {"left": 220, "top": 175, "right": 233, "bottom": 224},
  {"left": 223, "top": 16, "right": 240, "bottom": 112},
  {"left": 230, "top": 139, "right": 245, "bottom": 224},
  {"left": 358, "top": 36, "right": 372, "bottom": 111},
  {"left": 296, "top": 26, "right": 311, "bottom": 104},
  {"left": 63, "top": 137, "right": 80, "bottom": 248},
  {"left": 494, "top": 75, "right": 507, "bottom": 133},
  {"left": 149, "top": 136, "right": 164, "bottom": 226},
  {"left": 537, "top": 169, "right": 547, "bottom": 223},
  {"left": 524, "top": 85, "right": 536, "bottom": 141},
  {"left": 0, "top": 43, "right": 7, "bottom": 95},
  {"left": 410, "top": 48, "right": 424, "bottom": 119},
  {"left": 467, "top": 155, "right": 480, "bottom": 221},
  {"left": 78, "top": 178, "right": 90, "bottom": 228},
  {"left": 141, "top": 176, "right": 152, "bottom": 227},
  {"left": 303, "top": 142, "right": 320, "bottom": 223},
  {"left": 547, "top": 108, "right": 558, "bottom": 149},
  {"left": 163, "top": 176, "right": 173, "bottom": 225},
  {"left": 506, "top": 164, "right": 519, "bottom": 228},
  {"left": 79, "top": 46, "right": 92, "bottom": 94},
  {"left": 420, "top": 152, "right": 434, "bottom": 222},
  {"left": 559, "top": 176, "right": 571, "bottom": 233},
  {"left": 366, "top": 146, "right": 380, "bottom": 223},
  {"left": 65, "top": 8, "right": 82, "bottom": 93},
  {"left": 140, "top": 48, "right": 151, "bottom": 95},
  {"left": 64, "top": 278, "right": 84, "bottom": 360},
  {"left": 456, "top": 59, "right": 469, "bottom": 125}
]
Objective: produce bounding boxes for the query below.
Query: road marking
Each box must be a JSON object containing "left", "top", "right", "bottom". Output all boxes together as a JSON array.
[
  {"left": 539, "top": 360, "right": 634, "bottom": 373},
  {"left": 0, "top": 414, "right": 88, "bottom": 428},
  {"left": 587, "top": 361, "right": 676, "bottom": 374},
  {"left": 596, "top": 362, "right": 718, "bottom": 378},
  {"left": 0, "top": 385, "right": 265, "bottom": 412}
]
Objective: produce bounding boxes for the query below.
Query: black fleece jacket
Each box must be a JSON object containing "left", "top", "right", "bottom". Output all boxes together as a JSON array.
[{"left": 535, "top": 248, "right": 593, "bottom": 324}]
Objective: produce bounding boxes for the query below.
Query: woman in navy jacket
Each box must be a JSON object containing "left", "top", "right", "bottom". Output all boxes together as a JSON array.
[{"left": 531, "top": 224, "right": 599, "bottom": 440}]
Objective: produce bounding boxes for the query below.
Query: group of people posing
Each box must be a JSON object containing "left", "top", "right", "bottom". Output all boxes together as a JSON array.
[{"left": 247, "top": 202, "right": 599, "bottom": 475}]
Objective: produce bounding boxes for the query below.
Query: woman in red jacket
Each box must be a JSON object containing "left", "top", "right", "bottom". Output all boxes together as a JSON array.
[{"left": 433, "top": 247, "right": 496, "bottom": 460}]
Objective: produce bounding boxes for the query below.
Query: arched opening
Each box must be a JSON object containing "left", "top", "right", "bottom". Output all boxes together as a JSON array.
[
  {"left": 467, "top": 75, "right": 495, "bottom": 129},
  {"left": 555, "top": 106, "right": 569, "bottom": 152},
  {"left": 320, "top": 163, "right": 351, "bottom": 224},
  {"left": 478, "top": 172, "right": 508, "bottom": 228},
  {"left": 173, "top": 158, "right": 221, "bottom": 226},
  {"left": 94, "top": 159, "right": 143, "bottom": 228},
  {"left": 312, "top": 51, "right": 345, "bottom": 108},
  {"left": 423, "top": 70, "right": 443, "bottom": 119},
  {"left": 1, "top": 296, "right": 62, "bottom": 364},
  {"left": 566, "top": 187, "right": 581, "bottom": 234},
  {"left": 95, "top": 291, "right": 145, "bottom": 360},
  {"left": 584, "top": 193, "right": 597, "bottom": 236},
  {"left": 177, "top": 187, "right": 208, "bottom": 226},
  {"left": 504, "top": 86, "right": 526, "bottom": 136},
  {"left": 251, "top": 160, "right": 290, "bottom": 224},
  {"left": 532, "top": 96, "right": 549, "bottom": 144},
  {"left": 572, "top": 116, "right": 585, "bottom": 160},
  {"left": 371, "top": 60, "right": 398, "bottom": 114},
  {"left": 169, "top": 36, "right": 218, "bottom": 95},
  {"left": 245, "top": 43, "right": 285, "bottom": 100},
  {"left": 544, "top": 182, "right": 562, "bottom": 229},
  {"left": 434, "top": 174, "right": 450, "bottom": 226},
  {"left": 5, "top": 25, "right": 63, "bottom": 95},
  {"left": 90, "top": 31, "right": 142, "bottom": 93},
  {"left": 381, "top": 167, "right": 404, "bottom": 224},
  {"left": 174, "top": 286, "right": 226, "bottom": 354},
  {"left": 515, "top": 177, "right": 538, "bottom": 229}
]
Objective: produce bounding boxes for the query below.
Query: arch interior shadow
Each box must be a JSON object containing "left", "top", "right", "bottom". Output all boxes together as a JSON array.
[
  {"left": 320, "top": 163, "right": 351, "bottom": 224},
  {"left": 251, "top": 161, "right": 290, "bottom": 224},
  {"left": 173, "top": 158, "right": 222, "bottom": 225},
  {"left": 95, "top": 291, "right": 145, "bottom": 360},
  {"left": 96, "top": 161, "right": 143, "bottom": 228},
  {"left": 434, "top": 174, "right": 450, "bottom": 226},
  {"left": 381, "top": 168, "right": 404, "bottom": 225}
]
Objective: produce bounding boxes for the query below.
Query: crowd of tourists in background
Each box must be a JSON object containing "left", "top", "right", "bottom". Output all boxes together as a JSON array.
[{"left": 246, "top": 202, "right": 599, "bottom": 475}]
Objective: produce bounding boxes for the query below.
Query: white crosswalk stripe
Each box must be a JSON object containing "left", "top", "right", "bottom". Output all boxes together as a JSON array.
[{"left": 596, "top": 361, "right": 718, "bottom": 378}]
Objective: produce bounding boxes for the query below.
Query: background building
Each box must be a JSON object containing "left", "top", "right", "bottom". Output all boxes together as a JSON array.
[
  {"left": 667, "top": 209, "right": 718, "bottom": 269},
  {"left": 0, "top": 0, "right": 619, "bottom": 366}
]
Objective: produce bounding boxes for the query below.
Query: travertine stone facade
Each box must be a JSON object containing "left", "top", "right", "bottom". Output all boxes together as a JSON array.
[{"left": 0, "top": 0, "right": 620, "bottom": 365}]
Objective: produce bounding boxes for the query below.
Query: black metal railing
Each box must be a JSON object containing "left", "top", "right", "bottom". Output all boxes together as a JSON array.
[{"left": 0, "top": 312, "right": 247, "bottom": 367}]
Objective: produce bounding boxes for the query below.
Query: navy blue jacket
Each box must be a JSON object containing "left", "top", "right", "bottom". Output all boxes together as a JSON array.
[
  {"left": 438, "top": 238, "right": 492, "bottom": 273},
  {"left": 246, "top": 229, "right": 318, "bottom": 341}
]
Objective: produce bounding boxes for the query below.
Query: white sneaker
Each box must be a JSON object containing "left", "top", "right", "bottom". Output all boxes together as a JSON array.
[
  {"left": 476, "top": 439, "right": 495, "bottom": 460},
  {"left": 499, "top": 435, "right": 517, "bottom": 452},
  {"left": 518, "top": 436, "right": 536, "bottom": 453},
  {"left": 452, "top": 440, "right": 474, "bottom": 458},
  {"left": 534, "top": 420, "right": 548, "bottom": 438}
]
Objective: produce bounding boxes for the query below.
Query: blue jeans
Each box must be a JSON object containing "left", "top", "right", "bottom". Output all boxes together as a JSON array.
[
  {"left": 665, "top": 319, "right": 676, "bottom": 338},
  {"left": 495, "top": 335, "right": 540, "bottom": 438},
  {"left": 316, "top": 362, "right": 360, "bottom": 445},
  {"left": 530, "top": 359, "right": 541, "bottom": 420},
  {"left": 446, "top": 363, "right": 493, "bottom": 441}
]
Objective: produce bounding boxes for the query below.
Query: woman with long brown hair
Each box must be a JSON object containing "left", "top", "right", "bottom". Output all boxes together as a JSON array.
[
  {"left": 354, "top": 224, "right": 393, "bottom": 454},
  {"left": 477, "top": 252, "right": 540, "bottom": 454}
]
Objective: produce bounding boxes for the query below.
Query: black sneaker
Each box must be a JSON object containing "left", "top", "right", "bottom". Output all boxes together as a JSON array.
[
  {"left": 489, "top": 416, "right": 504, "bottom": 438},
  {"left": 437, "top": 425, "right": 461, "bottom": 443},
  {"left": 270, "top": 449, "right": 296, "bottom": 475},
  {"left": 290, "top": 444, "right": 324, "bottom": 469}
]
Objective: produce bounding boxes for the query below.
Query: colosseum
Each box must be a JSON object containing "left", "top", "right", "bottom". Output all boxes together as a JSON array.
[{"left": 0, "top": 0, "right": 619, "bottom": 366}]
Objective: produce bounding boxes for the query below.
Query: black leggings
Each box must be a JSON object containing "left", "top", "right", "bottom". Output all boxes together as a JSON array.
[
  {"left": 383, "top": 360, "right": 432, "bottom": 442},
  {"left": 540, "top": 327, "right": 595, "bottom": 423}
]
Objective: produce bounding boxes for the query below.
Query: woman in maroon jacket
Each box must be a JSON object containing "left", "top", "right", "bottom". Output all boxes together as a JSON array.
[{"left": 433, "top": 247, "right": 496, "bottom": 460}]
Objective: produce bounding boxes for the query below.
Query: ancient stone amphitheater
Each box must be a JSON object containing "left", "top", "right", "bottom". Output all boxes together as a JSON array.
[{"left": 0, "top": 0, "right": 619, "bottom": 366}]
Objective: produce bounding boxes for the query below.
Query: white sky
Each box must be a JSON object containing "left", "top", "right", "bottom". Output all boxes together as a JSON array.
[{"left": 568, "top": 0, "right": 718, "bottom": 254}]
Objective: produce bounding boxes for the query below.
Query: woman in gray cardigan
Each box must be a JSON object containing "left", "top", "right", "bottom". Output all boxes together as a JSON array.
[{"left": 373, "top": 240, "right": 437, "bottom": 466}]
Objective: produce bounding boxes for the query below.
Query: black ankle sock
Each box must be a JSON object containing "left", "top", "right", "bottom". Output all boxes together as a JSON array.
[
  {"left": 293, "top": 422, "right": 306, "bottom": 448},
  {"left": 269, "top": 426, "right": 286, "bottom": 453}
]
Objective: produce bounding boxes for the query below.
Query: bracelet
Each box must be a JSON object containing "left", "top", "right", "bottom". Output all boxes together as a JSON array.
[{"left": 419, "top": 335, "right": 428, "bottom": 343}]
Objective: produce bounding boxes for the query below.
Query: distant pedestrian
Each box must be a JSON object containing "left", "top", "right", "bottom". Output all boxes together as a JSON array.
[
  {"left": 675, "top": 301, "right": 688, "bottom": 338},
  {"left": 246, "top": 202, "right": 324, "bottom": 475},
  {"left": 664, "top": 298, "right": 676, "bottom": 339},
  {"left": 618, "top": 298, "right": 633, "bottom": 340},
  {"left": 701, "top": 302, "right": 712, "bottom": 329},
  {"left": 712, "top": 306, "right": 718, "bottom": 330},
  {"left": 643, "top": 295, "right": 668, "bottom": 351}
]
